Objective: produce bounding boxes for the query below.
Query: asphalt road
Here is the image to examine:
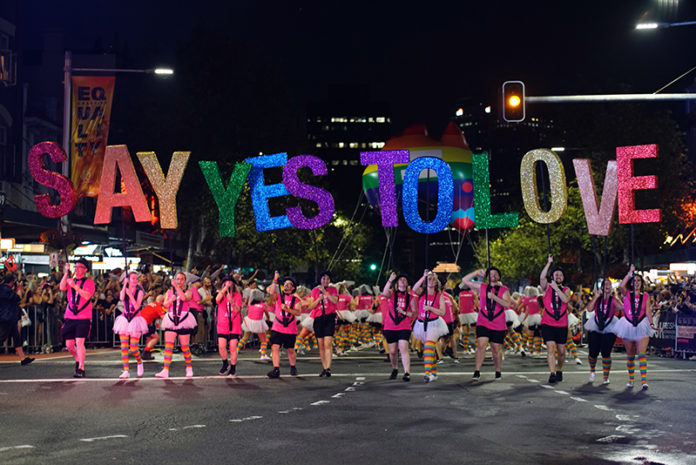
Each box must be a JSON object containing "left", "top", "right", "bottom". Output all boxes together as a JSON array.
[{"left": 1, "top": 347, "right": 695, "bottom": 465}]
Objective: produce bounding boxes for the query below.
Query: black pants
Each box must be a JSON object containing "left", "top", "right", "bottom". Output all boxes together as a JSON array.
[{"left": 587, "top": 330, "right": 616, "bottom": 359}]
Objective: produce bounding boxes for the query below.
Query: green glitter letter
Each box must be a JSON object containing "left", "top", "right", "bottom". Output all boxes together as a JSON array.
[
  {"left": 472, "top": 153, "right": 519, "bottom": 229},
  {"left": 199, "top": 161, "right": 252, "bottom": 237}
]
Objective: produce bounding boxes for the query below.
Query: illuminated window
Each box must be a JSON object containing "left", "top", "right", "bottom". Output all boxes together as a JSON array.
[
  {"left": 331, "top": 160, "right": 339, "bottom": 166},
  {"left": 350, "top": 160, "right": 359, "bottom": 166},
  {"left": 376, "top": 117, "right": 386, "bottom": 123},
  {"left": 361, "top": 143, "right": 367, "bottom": 148},
  {"left": 323, "top": 125, "right": 330, "bottom": 131},
  {"left": 315, "top": 142, "right": 322, "bottom": 148},
  {"left": 369, "top": 142, "right": 385, "bottom": 149},
  {"left": 349, "top": 142, "right": 358, "bottom": 148},
  {"left": 338, "top": 142, "right": 345, "bottom": 148},
  {"left": 368, "top": 117, "right": 375, "bottom": 123}
]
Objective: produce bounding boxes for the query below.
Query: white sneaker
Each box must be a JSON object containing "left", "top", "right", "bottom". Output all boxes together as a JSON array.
[
  {"left": 589, "top": 372, "right": 595, "bottom": 382},
  {"left": 186, "top": 367, "right": 193, "bottom": 378},
  {"left": 137, "top": 362, "right": 144, "bottom": 377},
  {"left": 602, "top": 379, "right": 610, "bottom": 385},
  {"left": 119, "top": 370, "right": 130, "bottom": 379},
  {"left": 575, "top": 358, "right": 583, "bottom": 365},
  {"left": 641, "top": 383, "right": 649, "bottom": 391},
  {"left": 259, "top": 354, "right": 271, "bottom": 361},
  {"left": 626, "top": 381, "right": 634, "bottom": 388},
  {"left": 429, "top": 373, "right": 438, "bottom": 382},
  {"left": 155, "top": 369, "right": 169, "bottom": 379}
]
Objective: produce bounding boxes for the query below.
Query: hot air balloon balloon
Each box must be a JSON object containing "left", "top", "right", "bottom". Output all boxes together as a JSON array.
[{"left": 361, "top": 122, "right": 475, "bottom": 233}]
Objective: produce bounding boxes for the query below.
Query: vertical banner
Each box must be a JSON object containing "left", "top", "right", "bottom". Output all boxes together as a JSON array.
[{"left": 70, "top": 75, "right": 115, "bottom": 198}]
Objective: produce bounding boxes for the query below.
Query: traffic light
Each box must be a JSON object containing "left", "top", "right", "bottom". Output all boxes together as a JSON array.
[{"left": 502, "top": 81, "right": 526, "bottom": 122}]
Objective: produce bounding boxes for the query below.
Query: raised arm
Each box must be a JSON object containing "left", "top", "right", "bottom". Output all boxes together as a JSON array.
[
  {"left": 382, "top": 272, "right": 396, "bottom": 298},
  {"left": 619, "top": 264, "right": 635, "bottom": 296},
  {"left": 540, "top": 254, "right": 553, "bottom": 292},
  {"left": 412, "top": 269, "right": 428, "bottom": 296},
  {"left": 462, "top": 269, "right": 484, "bottom": 292}
]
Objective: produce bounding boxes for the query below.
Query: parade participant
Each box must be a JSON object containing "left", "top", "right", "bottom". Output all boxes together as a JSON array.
[
  {"left": 0, "top": 273, "right": 34, "bottom": 366},
  {"left": 156, "top": 272, "right": 197, "bottom": 378},
  {"left": 113, "top": 271, "right": 147, "bottom": 379},
  {"left": 295, "top": 286, "right": 316, "bottom": 355},
  {"left": 215, "top": 276, "right": 243, "bottom": 376},
  {"left": 242, "top": 289, "right": 271, "bottom": 361},
  {"left": 140, "top": 295, "right": 166, "bottom": 360},
  {"left": 381, "top": 272, "right": 415, "bottom": 381},
  {"left": 267, "top": 271, "right": 302, "bottom": 379},
  {"left": 520, "top": 286, "right": 542, "bottom": 356},
  {"left": 584, "top": 278, "right": 620, "bottom": 384},
  {"left": 60, "top": 259, "right": 95, "bottom": 378},
  {"left": 309, "top": 272, "right": 339, "bottom": 377},
  {"left": 540, "top": 255, "right": 572, "bottom": 384},
  {"left": 458, "top": 283, "right": 478, "bottom": 354},
  {"left": 462, "top": 267, "right": 512, "bottom": 381},
  {"left": 334, "top": 284, "right": 355, "bottom": 355},
  {"left": 353, "top": 286, "right": 374, "bottom": 347},
  {"left": 439, "top": 288, "right": 460, "bottom": 362},
  {"left": 615, "top": 265, "right": 656, "bottom": 390},
  {"left": 412, "top": 270, "right": 448, "bottom": 383}
]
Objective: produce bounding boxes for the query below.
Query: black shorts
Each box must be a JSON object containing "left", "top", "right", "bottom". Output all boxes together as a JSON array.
[
  {"left": 446, "top": 321, "right": 457, "bottom": 335},
  {"left": 218, "top": 333, "right": 241, "bottom": 341},
  {"left": 165, "top": 326, "right": 198, "bottom": 336},
  {"left": 0, "top": 321, "right": 21, "bottom": 348},
  {"left": 541, "top": 324, "right": 568, "bottom": 344},
  {"left": 144, "top": 323, "right": 158, "bottom": 338},
  {"left": 383, "top": 329, "right": 411, "bottom": 344},
  {"left": 61, "top": 318, "right": 91, "bottom": 340},
  {"left": 476, "top": 325, "right": 506, "bottom": 344},
  {"left": 314, "top": 313, "right": 336, "bottom": 338},
  {"left": 270, "top": 330, "right": 297, "bottom": 349}
]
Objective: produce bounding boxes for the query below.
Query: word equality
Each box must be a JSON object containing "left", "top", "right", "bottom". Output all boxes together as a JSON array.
[{"left": 28, "top": 142, "right": 660, "bottom": 237}]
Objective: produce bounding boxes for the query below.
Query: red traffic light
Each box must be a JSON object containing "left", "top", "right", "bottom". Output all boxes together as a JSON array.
[{"left": 502, "top": 81, "right": 526, "bottom": 122}]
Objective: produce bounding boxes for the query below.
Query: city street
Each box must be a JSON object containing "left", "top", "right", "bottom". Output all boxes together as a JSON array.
[{"left": 1, "top": 348, "right": 695, "bottom": 465}]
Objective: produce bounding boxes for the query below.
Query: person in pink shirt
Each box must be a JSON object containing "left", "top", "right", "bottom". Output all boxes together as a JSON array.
[
  {"left": 615, "top": 265, "right": 656, "bottom": 390},
  {"left": 216, "top": 277, "right": 243, "bottom": 376},
  {"left": 381, "top": 272, "right": 416, "bottom": 381},
  {"left": 412, "top": 270, "right": 448, "bottom": 383},
  {"left": 267, "top": 271, "right": 302, "bottom": 379},
  {"left": 334, "top": 284, "right": 355, "bottom": 354},
  {"left": 156, "top": 272, "right": 197, "bottom": 379},
  {"left": 60, "top": 259, "right": 95, "bottom": 378},
  {"left": 540, "top": 255, "right": 572, "bottom": 384},
  {"left": 462, "top": 267, "right": 512, "bottom": 381},
  {"left": 242, "top": 289, "right": 271, "bottom": 361},
  {"left": 457, "top": 284, "right": 478, "bottom": 354},
  {"left": 584, "top": 278, "right": 620, "bottom": 384},
  {"left": 308, "top": 273, "right": 339, "bottom": 376},
  {"left": 520, "top": 286, "right": 542, "bottom": 356},
  {"left": 353, "top": 287, "right": 374, "bottom": 347},
  {"left": 439, "top": 287, "right": 460, "bottom": 362},
  {"left": 113, "top": 271, "right": 147, "bottom": 379}
]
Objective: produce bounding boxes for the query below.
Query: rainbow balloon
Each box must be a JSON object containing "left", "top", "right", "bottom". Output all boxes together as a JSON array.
[{"left": 361, "top": 122, "right": 475, "bottom": 233}]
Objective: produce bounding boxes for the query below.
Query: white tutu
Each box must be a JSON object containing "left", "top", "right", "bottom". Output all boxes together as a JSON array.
[
  {"left": 568, "top": 313, "right": 579, "bottom": 327},
  {"left": 459, "top": 312, "right": 477, "bottom": 325},
  {"left": 412, "top": 317, "right": 449, "bottom": 343},
  {"left": 583, "top": 313, "right": 618, "bottom": 334},
  {"left": 613, "top": 317, "right": 655, "bottom": 341},
  {"left": 337, "top": 310, "right": 356, "bottom": 323},
  {"left": 505, "top": 309, "right": 520, "bottom": 327},
  {"left": 523, "top": 314, "right": 542, "bottom": 328},
  {"left": 161, "top": 312, "right": 197, "bottom": 331},
  {"left": 301, "top": 316, "right": 315, "bottom": 331},
  {"left": 366, "top": 312, "right": 383, "bottom": 324},
  {"left": 113, "top": 314, "right": 149, "bottom": 336},
  {"left": 297, "top": 313, "right": 309, "bottom": 323},
  {"left": 242, "top": 317, "right": 268, "bottom": 334},
  {"left": 355, "top": 309, "right": 371, "bottom": 321}
]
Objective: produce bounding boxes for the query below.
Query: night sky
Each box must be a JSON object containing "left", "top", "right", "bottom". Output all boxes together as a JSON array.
[{"left": 20, "top": 0, "right": 696, "bottom": 134}]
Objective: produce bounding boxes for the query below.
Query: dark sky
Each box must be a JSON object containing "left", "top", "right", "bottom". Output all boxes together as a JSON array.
[{"left": 19, "top": 0, "right": 696, "bottom": 133}]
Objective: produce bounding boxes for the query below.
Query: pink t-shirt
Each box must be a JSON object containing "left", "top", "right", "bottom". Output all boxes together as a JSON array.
[
  {"left": 541, "top": 286, "right": 570, "bottom": 327},
  {"left": 336, "top": 294, "right": 352, "bottom": 311},
  {"left": 165, "top": 288, "right": 192, "bottom": 317},
  {"left": 622, "top": 292, "right": 647, "bottom": 325},
  {"left": 384, "top": 290, "right": 414, "bottom": 331},
  {"left": 521, "top": 296, "right": 540, "bottom": 315},
  {"left": 593, "top": 295, "right": 617, "bottom": 327},
  {"left": 272, "top": 293, "right": 299, "bottom": 334},
  {"left": 458, "top": 291, "right": 476, "bottom": 314},
  {"left": 188, "top": 287, "right": 204, "bottom": 311},
  {"left": 64, "top": 278, "right": 95, "bottom": 320},
  {"left": 417, "top": 292, "right": 442, "bottom": 321},
  {"left": 310, "top": 286, "right": 338, "bottom": 316},
  {"left": 216, "top": 292, "right": 243, "bottom": 335},
  {"left": 356, "top": 295, "right": 373, "bottom": 310},
  {"left": 442, "top": 296, "right": 455, "bottom": 324},
  {"left": 477, "top": 283, "right": 508, "bottom": 331},
  {"left": 247, "top": 302, "right": 266, "bottom": 321}
]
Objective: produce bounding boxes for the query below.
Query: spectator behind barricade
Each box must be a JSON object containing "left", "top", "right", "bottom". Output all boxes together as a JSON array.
[{"left": 0, "top": 273, "right": 34, "bottom": 365}]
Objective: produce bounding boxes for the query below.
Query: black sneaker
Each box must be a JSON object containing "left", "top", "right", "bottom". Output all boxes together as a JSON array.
[
  {"left": 20, "top": 357, "right": 34, "bottom": 366},
  {"left": 556, "top": 371, "right": 563, "bottom": 382},
  {"left": 416, "top": 349, "right": 423, "bottom": 359},
  {"left": 402, "top": 373, "right": 410, "bottom": 382},
  {"left": 495, "top": 371, "right": 502, "bottom": 380},
  {"left": 423, "top": 375, "right": 430, "bottom": 383},
  {"left": 228, "top": 364, "right": 236, "bottom": 376},
  {"left": 142, "top": 351, "right": 154, "bottom": 361},
  {"left": 472, "top": 370, "right": 480, "bottom": 381},
  {"left": 548, "top": 373, "right": 557, "bottom": 384},
  {"left": 219, "top": 360, "right": 229, "bottom": 376},
  {"left": 325, "top": 369, "right": 331, "bottom": 378},
  {"left": 320, "top": 369, "right": 327, "bottom": 377},
  {"left": 290, "top": 366, "right": 297, "bottom": 376},
  {"left": 389, "top": 369, "right": 398, "bottom": 380},
  {"left": 267, "top": 367, "right": 280, "bottom": 379},
  {"left": 74, "top": 368, "right": 85, "bottom": 378}
]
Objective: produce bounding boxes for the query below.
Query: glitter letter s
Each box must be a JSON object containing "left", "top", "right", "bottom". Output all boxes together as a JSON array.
[
  {"left": 137, "top": 151, "right": 190, "bottom": 229},
  {"left": 245, "top": 153, "right": 291, "bottom": 231},
  {"left": 573, "top": 159, "right": 617, "bottom": 236},
  {"left": 283, "top": 155, "right": 335, "bottom": 230},
  {"left": 94, "top": 145, "right": 151, "bottom": 224},
  {"left": 199, "top": 161, "right": 252, "bottom": 237},
  {"left": 402, "top": 157, "right": 453, "bottom": 234},
  {"left": 472, "top": 153, "right": 518, "bottom": 229},
  {"left": 28, "top": 141, "right": 77, "bottom": 218},
  {"left": 519, "top": 149, "right": 567, "bottom": 223},
  {"left": 616, "top": 144, "right": 661, "bottom": 224},
  {"left": 360, "top": 150, "right": 410, "bottom": 227}
]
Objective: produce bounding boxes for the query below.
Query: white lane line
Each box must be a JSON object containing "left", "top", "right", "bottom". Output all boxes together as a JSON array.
[
  {"left": 331, "top": 393, "right": 345, "bottom": 398},
  {"left": 596, "top": 435, "right": 626, "bottom": 443},
  {"left": 527, "top": 379, "right": 539, "bottom": 383},
  {"left": 310, "top": 400, "right": 330, "bottom": 406},
  {"left": 570, "top": 397, "right": 588, "bottom": 402},
  {"left": 229, "top": 416, "right": 263, "bottom": 423},
  {"left": 344, "top": 387, "right": 356, "bottom": 392},
  {"left": 516, "top": 375, "right": 528, "bottom": 379},
  {"left": 169, "top": 424, "right": 206, "bottom": 431},
  {"left": 616, "top": 414, "right": 639, "bottom": 421},
  {"left": 594, "top": 405, "right": 613, "bottom": 411},
  {"left": 79, "top": 435, "right": 128, "bottom": 442},
  {"left": 540, "top": 384, "right": 554, "bottom": 389},
  {"left": 352, "top": 382, "right": 364, "bottom": 386},
  {"left": 553, "top": 390, "right": 570, "bottom": 395},
  {"left": 0, "top": 445, "right": 34, "bottom": 452}
]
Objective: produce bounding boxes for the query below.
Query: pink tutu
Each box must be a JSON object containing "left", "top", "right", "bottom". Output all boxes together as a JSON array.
[
  {"left": 412, "top": 317, "right": 449, "bottom": 343},
  {"left": 613, "top": 317, "right": 655, "bottom": 341},
  {"left": 242, "top": 317, "right": 268, "bottom": 334},
  {"left": 113, "top": 314, "right": 149, "bottom": 336},
  {"left": 161, "top": 312, "right": 197, "bottom": 331}
]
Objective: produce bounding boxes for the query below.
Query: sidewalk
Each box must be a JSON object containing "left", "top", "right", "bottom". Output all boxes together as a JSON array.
[{"left": 0, "top": 348, "right": 118, "bottom": 363}]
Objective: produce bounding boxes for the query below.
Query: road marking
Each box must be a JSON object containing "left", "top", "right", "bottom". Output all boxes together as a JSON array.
[
  {"left": 527, "top": 379, "right": 539, "bottom": 383},
  {"left": 310, "top": 400, "right": 330, "bottom": 406},
  {"left": 570, "top": 396, "right": 587, "bottom": 402},
  {"left": 169, "top": 424, "right": 206, "bottom": 431},
  {"left": 616, "top": 414, "right": 639, "bottom": 421},
  {"left": 0, "top": 445, "right": 34, "bottom": 452},
  {"left": 356, "top": 377, "right": 366, "bottom": 381},
  {"left": 79, "top": 435, "right": 128, "bottom": 442},
  {"left": 553, "top": 390, "right": 570, "bottom": 395},
  {"left": 516, "top": 375, "right": 528, "bottom": 379},
  {"left": 344, "top": 387, "right": 356, "bottom": 392},
  {"left": 540, "top": 384, "right": 554, "bottom": 389},
  {"left": 278, "top": 408, "right": 303, "bottom": 414},
  {"left": 331, "top": 393, "right": 345, "bottom": 398},
  {"left": 229, "top": 416, "right": 262, "bottom": 423},
  {"left": 596, "top": 435, "right": 626, "bottom": 443},
  {"left": 594, "top": 404, "right": 613, "bottom": 411}
]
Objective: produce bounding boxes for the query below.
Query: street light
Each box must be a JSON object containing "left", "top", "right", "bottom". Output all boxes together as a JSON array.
[{"left": 636, "top": 20, "right": 696, "bottom": 30}]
